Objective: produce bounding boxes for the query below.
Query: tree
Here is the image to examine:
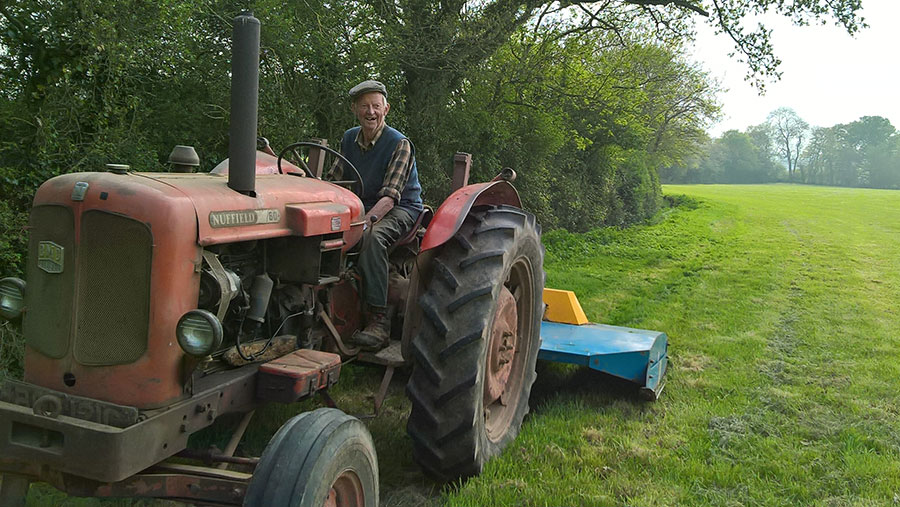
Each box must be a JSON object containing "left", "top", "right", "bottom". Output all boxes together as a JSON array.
[
  {"left": 767, "top": 107, "right": 808, "bottom": 181},
  {"left": 367, "top": 0, "right": 865, "bottom": 178},
  {"left": 841, "top": 116, "right": 897, "bottom": 187},
  {"left": 746, "top": 123, "right": 780, "bottom": 180},
  {"left": 802, "top": 126, "right": 834, "bottom": 185},
  {"left": 441, "top": 25, "right": 719, "bottom": 229},
  {"left": 0, "top": 0, "right": 870, "bottom": 237},
  {"left": 720, "top": 130, "right": 770, "bottom": 183}
]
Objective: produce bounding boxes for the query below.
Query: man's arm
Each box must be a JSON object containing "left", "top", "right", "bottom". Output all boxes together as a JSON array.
[
  {"left": 366, "top": 196, "right": 395, "bottom": 226},
  {"left": 367, "top": 138, "right": 412, "bottom": 224}
]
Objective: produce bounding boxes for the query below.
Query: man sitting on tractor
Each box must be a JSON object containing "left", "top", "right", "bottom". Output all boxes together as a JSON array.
[{"left": 329, "top": 79, "right": 424, "bottom": 351}]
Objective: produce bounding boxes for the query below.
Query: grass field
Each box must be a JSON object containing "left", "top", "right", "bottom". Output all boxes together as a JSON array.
[
  {"left": 19, "top": 183, "right": 900, "bottom": 505},
  {"left": 449, "top": 183, "right": 900, "bottom": 505}
]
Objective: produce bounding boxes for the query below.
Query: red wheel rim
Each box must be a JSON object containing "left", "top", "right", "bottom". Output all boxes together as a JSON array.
[
  {"left": 323, "top": 469, "right": 365, "bottom": 507},
  {"left": 485, "top": 286, "right": 517, "bottom": 404},
  {"left": 484, "top": 256, "right": 534, "bottom": 441}
]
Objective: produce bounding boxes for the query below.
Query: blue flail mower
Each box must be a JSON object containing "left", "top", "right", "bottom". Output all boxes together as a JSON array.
[{"left": 538, "top": 289, "right": 669, "bottom": 401}]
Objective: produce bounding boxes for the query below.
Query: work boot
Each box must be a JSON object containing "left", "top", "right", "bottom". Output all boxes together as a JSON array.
[{"left": 350, "top": 307, "right": 391, "bottom": 352}]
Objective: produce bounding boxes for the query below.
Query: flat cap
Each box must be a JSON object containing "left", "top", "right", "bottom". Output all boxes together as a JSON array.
[{"left": 349, "top": 80, "right": 387, "bottom": 100}]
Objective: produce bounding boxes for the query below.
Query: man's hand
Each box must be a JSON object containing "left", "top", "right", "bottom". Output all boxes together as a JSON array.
[{"left": 365, "top": 196, "right": 395, "bottom": 225}]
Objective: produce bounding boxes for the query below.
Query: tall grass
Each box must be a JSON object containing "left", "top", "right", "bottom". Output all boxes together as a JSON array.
[{"left": 0, "top": 322, "right": 23, "bottom": 381}]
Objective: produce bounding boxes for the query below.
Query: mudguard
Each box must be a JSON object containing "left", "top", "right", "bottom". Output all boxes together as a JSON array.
[{"left": 420, "top": 180, "right": 521, "bottom": 252}]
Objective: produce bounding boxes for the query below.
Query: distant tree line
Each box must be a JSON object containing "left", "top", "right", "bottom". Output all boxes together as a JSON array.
[
  {"left": 662, "top": 108, "right": 900, "bottom": 189},
  {"left": 0, "top": 1, "right": 866, "bottom": 277}
]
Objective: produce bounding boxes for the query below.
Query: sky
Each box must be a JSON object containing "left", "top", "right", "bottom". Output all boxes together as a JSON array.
[{"left": 690, "top": 0, "right": 900, "bottom": 137}]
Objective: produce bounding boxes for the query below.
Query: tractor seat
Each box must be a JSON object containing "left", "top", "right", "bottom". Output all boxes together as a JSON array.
[{"left": 392, "top": 206, "right": 433, "bottom": 248}]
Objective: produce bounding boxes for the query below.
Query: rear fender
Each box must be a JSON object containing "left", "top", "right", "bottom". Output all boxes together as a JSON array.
[{"left": 419, "top": 180, "right": 521, "bottom": 252}]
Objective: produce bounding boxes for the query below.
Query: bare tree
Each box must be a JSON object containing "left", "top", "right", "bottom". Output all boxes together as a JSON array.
[{"left": 767, "top": 107, "right": 809, "bottom": 181}]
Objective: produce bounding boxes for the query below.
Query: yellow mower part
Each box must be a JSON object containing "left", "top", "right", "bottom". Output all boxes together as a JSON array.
[{"left": 542, "top": 288, "right": 589, "bottom": 325}]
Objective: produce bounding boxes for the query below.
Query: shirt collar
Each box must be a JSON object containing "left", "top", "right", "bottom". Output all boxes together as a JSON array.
[{"left": 356, "top": 124, "right": 386, "bottom": 152}]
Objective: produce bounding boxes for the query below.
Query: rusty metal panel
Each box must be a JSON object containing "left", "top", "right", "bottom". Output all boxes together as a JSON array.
[
  {"left": 0, "top": 379, "right": 138, "bottom": 428},
  {"left": 74, "top": 210, "right": 152, "bottom": 366},
  {"left": 145, "top": 172, "right": 364, "bottom": 247},
  {"left": 23, "top": 205, "right": 75, "bottom": 359},
  {"left": 24, "top": 171, "right": 198, "bottom": 408},
  {"left": 0, "top": 365, "right": 259, "bottom": 483},
  {"left": 284, "top": 202, "right": 351, "bottom": 236},
  {"left": 89, "top": 463, "right": 250, "bottom": 504}
]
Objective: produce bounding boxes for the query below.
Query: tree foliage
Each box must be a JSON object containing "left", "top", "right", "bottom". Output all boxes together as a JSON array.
[
  {"left": 802, "top": 116, "right": 900, "bottom": 188},
  {"left": 0, "top": 0, "right": 867, "bottom": 275},
  {"left": 767, "top": 107, "right": 809, "bottom": 181},
  {"left": 663, "top": 113, "right": 900, "bottom": 189}
]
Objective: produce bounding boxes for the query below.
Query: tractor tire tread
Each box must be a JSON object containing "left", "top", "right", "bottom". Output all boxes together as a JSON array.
[
  {"left": 432, "top": 258, "right": 459, "bottom": 290},
  {"left": 447, "top": 284, "right": 493, "bottom": 313},
  {"left": 439, "top": 329, "right": 482, "bottom": 361},
  {"left": 406, "top": 205, "right": 543, "bottom": 482},
  {"left": 410, "top": 339, "right": 442, "bottom": 386},
  {"left": 458, "top": 250, "right": 505, "bottom": 269},
  {"left": 420, "top": 294, "right": 450, "bottom": 337}
]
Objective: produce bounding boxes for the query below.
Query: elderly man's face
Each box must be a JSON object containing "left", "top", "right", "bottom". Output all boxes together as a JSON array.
[{"left": 353, "top": 92, "right": 389, "bottom": 136}]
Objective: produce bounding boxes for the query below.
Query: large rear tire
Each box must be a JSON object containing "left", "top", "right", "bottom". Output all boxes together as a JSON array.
[
  {"left": 406, "top": 205, "right": 544, "bottom": 482},
  {"left": 244, "top": 408, "right": 378, "bottom": 507}
]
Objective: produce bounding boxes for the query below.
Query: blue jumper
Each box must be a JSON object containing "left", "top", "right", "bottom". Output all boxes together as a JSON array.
[{"left": 340, "top": 126, "right": 423, "bottom": 217}]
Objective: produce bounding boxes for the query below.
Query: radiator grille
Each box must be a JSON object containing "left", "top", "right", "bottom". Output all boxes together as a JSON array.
[
  {"left": 74, "top": 211, "right": 152, "bottom": 365},
  {"left": 23, "top": 205, "right": 75, "bottom": 358}
]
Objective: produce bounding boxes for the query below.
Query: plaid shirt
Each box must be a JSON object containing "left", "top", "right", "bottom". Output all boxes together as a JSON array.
[{"left": 328, "top": 124, "right": 413, "bottom": 203}]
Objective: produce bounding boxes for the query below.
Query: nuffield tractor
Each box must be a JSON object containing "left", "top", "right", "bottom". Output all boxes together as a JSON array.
[{"left": 0, "top": 13, "right": 668, "bottom": 506}]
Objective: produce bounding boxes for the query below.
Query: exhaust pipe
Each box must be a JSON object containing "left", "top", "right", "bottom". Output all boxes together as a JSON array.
[{"left": 228, "top": 11, "right": 260, "bottom": 196}]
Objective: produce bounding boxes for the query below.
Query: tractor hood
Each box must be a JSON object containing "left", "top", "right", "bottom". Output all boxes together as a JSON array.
[{"left": 32, "top": 170, "right": 365, "bottom": 249}]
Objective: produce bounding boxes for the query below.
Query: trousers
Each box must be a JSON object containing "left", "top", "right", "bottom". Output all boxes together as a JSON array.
[{"left": 358, "top": 206, "right": 416, "bottom": 308}]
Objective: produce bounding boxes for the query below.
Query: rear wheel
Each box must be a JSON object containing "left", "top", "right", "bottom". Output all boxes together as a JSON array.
[
  {"left": 406, "top": 205, "right": 544, "bottom": 482},
  {"left": 244, "top": 408, "right": 378, "bottom": 507}
]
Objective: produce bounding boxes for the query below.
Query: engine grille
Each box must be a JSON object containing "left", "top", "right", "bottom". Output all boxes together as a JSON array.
[
  {"left": 24, "top": 205, "right": 75, "bottom": 359},
  {"left": 73, "top": 210, "right": 153, "bottom": 365}
]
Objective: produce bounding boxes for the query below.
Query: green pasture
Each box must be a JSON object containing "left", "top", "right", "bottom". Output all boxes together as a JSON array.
[
  {"left": 454, "top": 183, "right": 900, "bottom": 505},
  {"left": 20, "top": 183, "right": 900, "bottom": 505}
]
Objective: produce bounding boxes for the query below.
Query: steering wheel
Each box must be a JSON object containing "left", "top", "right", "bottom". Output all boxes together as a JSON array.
[{"left": 276, "top": 141, "right": 365, "bottom": 198}]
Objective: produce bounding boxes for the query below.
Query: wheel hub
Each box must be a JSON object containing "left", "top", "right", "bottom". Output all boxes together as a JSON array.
[
  {"left": 324, "top": 469, "right": 365, "bottom": 507},
  {"left": 485, "top": 286, "right": 518, "bottom": 404}
]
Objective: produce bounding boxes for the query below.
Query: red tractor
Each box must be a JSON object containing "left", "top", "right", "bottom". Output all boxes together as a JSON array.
[{"left": 0, "top": 12, "right": 544, "bottom": 506}]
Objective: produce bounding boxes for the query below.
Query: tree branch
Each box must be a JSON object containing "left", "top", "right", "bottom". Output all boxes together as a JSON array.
[{"left": 625, "top": 0, "right": 709, "bottom": 17}]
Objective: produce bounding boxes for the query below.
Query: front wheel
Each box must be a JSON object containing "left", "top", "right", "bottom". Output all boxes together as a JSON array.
[
  {"left": 244, "top": 408, "right": 378, "bottom": 507},
  {"left": 406, "top": 205, "right": 544, "bottom": 482}
]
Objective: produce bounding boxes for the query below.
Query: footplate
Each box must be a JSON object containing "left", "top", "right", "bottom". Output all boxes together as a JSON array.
[{"left": 256, "top": 349, "right": 341, "bottom": 403}]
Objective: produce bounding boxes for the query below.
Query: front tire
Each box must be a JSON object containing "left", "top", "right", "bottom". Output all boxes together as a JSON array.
[
  {"left": 244, "top": 408, "right": 378, "bottom": 507},
  {"left": 406, "top": 205, "right": 544, "bottom": 482}
]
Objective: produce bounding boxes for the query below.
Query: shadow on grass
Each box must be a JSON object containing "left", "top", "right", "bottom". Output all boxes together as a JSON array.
[{"left": 530, "top": 360, "right": 650, "bottom": 415}]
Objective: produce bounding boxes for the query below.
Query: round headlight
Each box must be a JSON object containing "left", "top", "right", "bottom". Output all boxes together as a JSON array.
[
  {"left": 0, "top": 277, "right": 26, "bottom": 321},
  {"left": 176, "top": 309, "right": 223, "bottom": 357}
]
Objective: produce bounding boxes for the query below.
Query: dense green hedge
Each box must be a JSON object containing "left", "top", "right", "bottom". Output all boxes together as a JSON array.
[{"left": 0, "top": 2, "right": 720, "bottom": 280}]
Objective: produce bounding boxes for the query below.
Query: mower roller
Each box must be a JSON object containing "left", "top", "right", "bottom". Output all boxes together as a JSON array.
[{"left": 540, "top": 289, "right": 668, "bottom": 401}]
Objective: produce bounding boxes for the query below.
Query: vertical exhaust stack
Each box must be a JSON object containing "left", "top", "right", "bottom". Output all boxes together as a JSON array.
[{"left": 228, "top": 11, "right": 260, "bottom": 196}]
